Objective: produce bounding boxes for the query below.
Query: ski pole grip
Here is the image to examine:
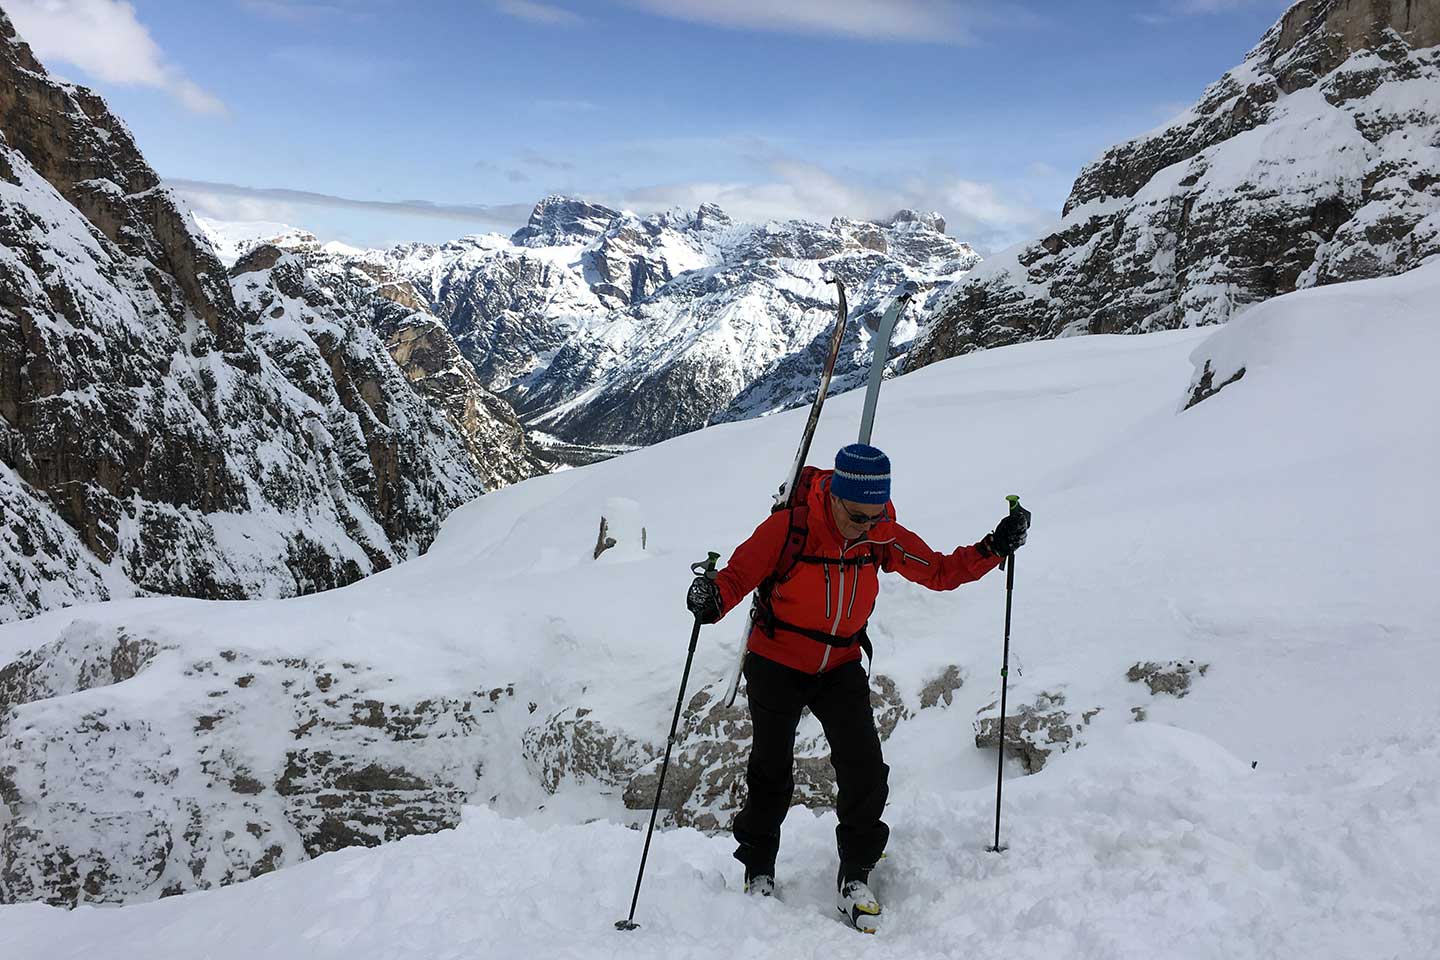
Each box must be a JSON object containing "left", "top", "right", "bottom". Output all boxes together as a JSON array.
[
  {"left": 691, "top": 552, "right": 721, "bottom": 579},
  {"left": 1006, "top": 494, "right": 1022, "bottom": 514}
]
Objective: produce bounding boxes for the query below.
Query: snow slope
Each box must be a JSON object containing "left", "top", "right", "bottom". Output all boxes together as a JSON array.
[{"left": 1, "top": 262, "right": 1437, "bottom": 955}]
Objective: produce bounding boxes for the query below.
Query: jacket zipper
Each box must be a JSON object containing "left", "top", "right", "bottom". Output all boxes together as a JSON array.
[
  {"left": 819, "top": 556, "right": 848, "bottom": 674},
  {"left": 894, "top": 545, "right": 931, "bottom": 566},
  {"left": 811, "top": 536, "right": 899, "bottom": 675}
]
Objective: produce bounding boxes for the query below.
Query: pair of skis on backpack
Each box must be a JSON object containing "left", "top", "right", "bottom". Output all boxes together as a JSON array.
[{"left": 722, "top": 277, "right": 919, "bottom": 708}]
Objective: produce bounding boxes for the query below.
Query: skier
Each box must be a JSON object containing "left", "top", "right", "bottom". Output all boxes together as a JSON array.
[{"left": 685, "top": 442, "right": 1030, "bottom": 933}]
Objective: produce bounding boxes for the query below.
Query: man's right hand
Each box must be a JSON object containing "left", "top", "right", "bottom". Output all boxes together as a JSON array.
[{"left": 687, "top": 575, "right": 723, "bottom": 623}]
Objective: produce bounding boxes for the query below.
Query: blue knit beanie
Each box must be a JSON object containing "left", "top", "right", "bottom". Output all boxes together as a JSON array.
[{"left": 831, "top": 444, "right": 891, "bottom": 505}]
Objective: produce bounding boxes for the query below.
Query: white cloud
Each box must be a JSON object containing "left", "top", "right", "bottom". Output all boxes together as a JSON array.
[
  {"left": 174, "top": 186, "right": 301, "bottom": 225},
  {"left": 610, "top": 156, "right": 1056, "bottom": 253},
  {"left": 621, "top": 0, "right": 999, "bottom": 43},
  {"left": 5, "top": 0, "right": 226, "bottom": 114},
  {"left": 167, "top": 178, "right": 535, "bottom": 226},
  {"left": 495, "top": 0, "right": 583, "bottom": 26}
]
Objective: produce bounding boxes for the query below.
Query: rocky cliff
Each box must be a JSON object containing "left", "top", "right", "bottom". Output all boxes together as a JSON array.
[
  {"left": 0, "top": 13, "right": 516, "bottom": 622},
  {"left": 909, "top": 0, "right": 1440, "bottom": 366}
]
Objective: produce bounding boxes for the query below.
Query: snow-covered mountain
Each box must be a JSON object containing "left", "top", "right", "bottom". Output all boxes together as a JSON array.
[
  {"left": 2, "top": 256, "right": 1435, "bottom": 956},
  {"left": 226, "top": 231, "right": 543, "bottom": 489},
  {"left": 0, "top": 13, "right": 527, "bottom": 623},
  {"left": 371, "top": 198, "right": 978, "bottom": 447},
  {"left": 909, "top": 0, "right": 1440, "bottom": 367}
]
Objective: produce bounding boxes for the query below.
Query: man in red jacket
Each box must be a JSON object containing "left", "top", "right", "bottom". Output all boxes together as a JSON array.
[{"left": 686, "top": 443, "right": 1029, "bottom": 933}]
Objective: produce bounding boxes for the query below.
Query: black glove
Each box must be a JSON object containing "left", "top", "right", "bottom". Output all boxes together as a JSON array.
[
  {"left": 986, "top": 504, "right": 1031, "bottom": 557},
  {"left": 686, "top": 575, "right": 723, "bottom": 624}
]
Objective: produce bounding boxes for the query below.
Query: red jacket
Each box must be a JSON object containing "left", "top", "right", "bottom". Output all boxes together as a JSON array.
[{"left": 714, "top": 472, "right": 1002, "bottom": 674}]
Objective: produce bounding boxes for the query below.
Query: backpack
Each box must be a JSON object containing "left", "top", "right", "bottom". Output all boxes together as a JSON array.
[{"left": 751, "top": 466, "right": 878, "bottom": 663}]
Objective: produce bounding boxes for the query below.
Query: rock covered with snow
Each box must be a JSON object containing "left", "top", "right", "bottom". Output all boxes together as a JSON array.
[
  {"left": 509, "top": 196, "right": 617, "bottom": 249},
  {"left": 231, "top": 239, "right": 543, "bottom": 491},
  {"left": 0, "top": 14, "right": 524, "bottom": 623},
  {"left": 910, "top": 0, "right": 1440, "bottom": 366},
  {"left": 974, "top": 690, "right": 1102, "bottom": 773},
  {"left": 0, "top": 618, "right": 521, "bottom": 905}
]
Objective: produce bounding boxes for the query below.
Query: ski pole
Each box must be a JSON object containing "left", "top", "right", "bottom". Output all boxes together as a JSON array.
[
  {"left": 988, "top": 495, "right": 1021, "bottom": 854},
  {"left": 616, "top": 551, "right": 720, "bottom": 932}
]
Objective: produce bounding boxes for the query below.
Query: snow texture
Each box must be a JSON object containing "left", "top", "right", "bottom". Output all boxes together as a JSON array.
[{"left": 1, "top": 260, "right": 1437, "bottom": 956}]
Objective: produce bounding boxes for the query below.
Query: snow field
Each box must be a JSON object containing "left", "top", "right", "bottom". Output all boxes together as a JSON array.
[
  {"left": 4, "top": 720, "right": 1436, "bottom": 959},
  {"left": 2, "top": 261, "right": 1438, "bottom": 956}
]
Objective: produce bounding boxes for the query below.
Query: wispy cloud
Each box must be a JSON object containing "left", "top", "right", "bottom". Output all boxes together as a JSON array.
[
  {"left": 1140, "top": 0, "right": 1289, "bottom": 25},
  {"left": 621, "top": 0, "right": 1018, "bottom": 44},
  {"left": 5, "top": 0, "right": 226, "bottom": 114},
  {"left": 495, "top": 0, "right": 583, "bottom": 26},
  {"left": 270, "top": 44, "right": 405, "bottom": 84},
  {"left": 516, "top": 148, "right": 575, "bottom": 171},
  {"left": 608, "top": 154, "right": 1056, "bottom": 253},
  {"left": 169, "top": 178, "right": 535, "bottom": 226},
  {"left": 239, "top": 0, "right": 377, "bottom": 23},
  {"left": 533, "top": 98, "right": 600, "bottom": 112}
]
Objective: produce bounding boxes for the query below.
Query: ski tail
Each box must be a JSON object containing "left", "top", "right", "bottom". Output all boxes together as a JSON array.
[
  {"left": 723, "top": 277, "right": 850, "bottom": 708},
  {"left": 856, "top": 279, "right": 918, "bottom": 446}
]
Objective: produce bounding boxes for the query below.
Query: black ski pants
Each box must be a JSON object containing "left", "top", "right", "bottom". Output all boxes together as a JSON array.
[{"left": 731, "top": 652, "right": 890, "bottom": 873}]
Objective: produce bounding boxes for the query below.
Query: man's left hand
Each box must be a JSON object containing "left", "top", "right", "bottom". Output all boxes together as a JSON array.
[{"left": 987, "top": 504, "right": 1031, "bottom": 557}]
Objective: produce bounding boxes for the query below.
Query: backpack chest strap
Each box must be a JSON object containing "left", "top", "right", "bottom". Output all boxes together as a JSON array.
[{"left": 794, "top": 554, "right": 876, "bottom": 568}]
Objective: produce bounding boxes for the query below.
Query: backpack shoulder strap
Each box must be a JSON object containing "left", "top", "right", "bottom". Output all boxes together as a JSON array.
[{"left": 770, "top": 465, "right": 826, "bottom": 583}]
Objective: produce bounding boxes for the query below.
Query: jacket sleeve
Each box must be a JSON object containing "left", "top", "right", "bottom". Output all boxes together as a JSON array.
[
  {"left": 712, "top": 510, "right": 790, "bottom": 618},
  {"left": 881, "top": 521, "right": 1002, "bottom": 591}
]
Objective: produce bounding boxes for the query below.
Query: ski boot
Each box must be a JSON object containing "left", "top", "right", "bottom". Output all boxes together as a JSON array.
[
  {"left": 744, "top": 865, "right": 775, "bottom": 898},
  {"left": 836, "top": 863, "right": 881, "bottom": 934}
]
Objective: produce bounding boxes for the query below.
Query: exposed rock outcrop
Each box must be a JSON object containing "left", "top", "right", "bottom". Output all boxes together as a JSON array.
[
  {"left": 974, "top": 690, "right": 1101, "bottom": 773},
  {"left": 519, "top": 669, "right": 961, "bottom": 833}
]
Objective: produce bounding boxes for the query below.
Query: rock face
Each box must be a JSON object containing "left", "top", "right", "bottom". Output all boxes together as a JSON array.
[
  {"left": 377, "top": 198, "right": 980, "bottom": 448},
  {"left": 910, "top": 0, "right": 1440, "bottom": 367},
  {"left": 0, "top": 15, "right": 524, "bottom": 622},
  {"left": 0, "top": 619, "right": 517, "bottom": 905},
  {"left": 230, "top": 236, "right": 543, "bottom": 491},
  {"left": 521, "top": 666, "right": 956, "bottom": 833}
]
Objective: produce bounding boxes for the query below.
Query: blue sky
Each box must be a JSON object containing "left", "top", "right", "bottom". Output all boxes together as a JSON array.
[{"left": 6, "top": 0, "right": 1292, "bottom": 251}]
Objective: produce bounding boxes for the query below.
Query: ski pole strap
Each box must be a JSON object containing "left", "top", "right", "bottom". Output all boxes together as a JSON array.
[{"left": 691, "top": 552, "right": 721, "bottom": 578}]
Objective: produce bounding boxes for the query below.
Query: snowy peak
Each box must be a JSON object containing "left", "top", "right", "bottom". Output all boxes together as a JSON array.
[
  {"left": 509, "top": 195, "right": 620, "bottom": 248},
  {"left": 885, "top": 208, "right": 947, "bottom": 233}
]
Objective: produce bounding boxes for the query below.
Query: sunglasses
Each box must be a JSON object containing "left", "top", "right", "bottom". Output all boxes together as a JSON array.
[{"left": 835, "top": 498, "right": 886, "bottom": 526}]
